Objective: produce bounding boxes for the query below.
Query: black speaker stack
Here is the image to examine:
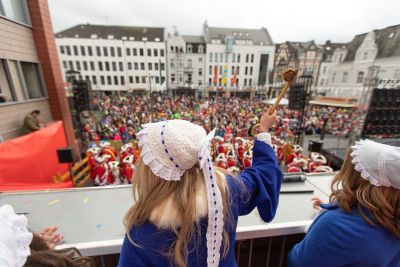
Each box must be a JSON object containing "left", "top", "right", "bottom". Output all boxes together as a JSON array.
[
  {"left": 362, "top": 88, "right": 400, "bottom": 137},
  {"left": 72, "top": 80, "right": 91, "bottom": 112},
  {"left": 288, "top": 84, "right": 306, "bottom": 110}
]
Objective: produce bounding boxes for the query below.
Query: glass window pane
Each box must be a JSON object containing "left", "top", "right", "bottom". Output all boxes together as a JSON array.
[
  {"left": 8, "top": 60, "right": 25, "bottom": 101},
  {"left": 1, "top": 0, "right": 28, "bottom": 24},
  {"left": 0, "top": 60, "right": 14, "bottom": 103},
  {"left": 20, "top": 62, "right": 44, "bottom": 99}
]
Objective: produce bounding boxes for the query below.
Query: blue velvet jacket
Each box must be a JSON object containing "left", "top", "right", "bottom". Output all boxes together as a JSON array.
[
  {"left": 288, "top": 203, "right": 400, "bottom": 267},
  {"left": 119, "top": 140, "right": 283, "bottom": 266}
]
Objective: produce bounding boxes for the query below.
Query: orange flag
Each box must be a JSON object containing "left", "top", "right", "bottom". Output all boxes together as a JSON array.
[
  {"left": 231, "top": 67, "right": 238, "bottom": 86},
  {"left": 213, "top": 65, "right": 218, "bottom": 85}
]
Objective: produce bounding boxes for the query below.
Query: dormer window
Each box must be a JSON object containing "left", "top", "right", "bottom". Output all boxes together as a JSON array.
[
  {"left": 122, "top": 36, "right": 127, "bottom": 40},
  {"left": 90, "top": 34, "right": 98, "bottom": 39},
  {"left": 107, "top": 35, "right": 114, "bottom": 39},
  {"left": 129, "top": 37, "right": 135, "bottom": 41},
  {"left": 187, "top": 44, "right": 193, "bottom": 53},
  {"left": 198, "top": 44, "right": 204, "bottom": 53},
  {"left": 74, "top": 34, "right": 79, "bottom": 38},
  {"left": 142, "top": 37, "right": 148, "bottom": 41},
  {"left": 155, "top": 38, "right": 160, "bottom": 42}
]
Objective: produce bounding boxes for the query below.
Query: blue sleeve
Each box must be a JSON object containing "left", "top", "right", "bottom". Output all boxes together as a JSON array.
[
  {"left": 119, "top": 235, "right": 152, "bottom": 267},
  {"left": 287, "top": 211, "right": 362, "bottom": 267},
  {"left": 230, "top": 140, "right": 283, "bottom": 222}
]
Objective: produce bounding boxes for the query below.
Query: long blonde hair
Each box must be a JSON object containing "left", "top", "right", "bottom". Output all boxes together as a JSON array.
[
  {"left": 330, "top": 149, "right": 400, "bottom": 237},
  {"left": 124, "top": 158, "right": 231, "bottom": 267}
]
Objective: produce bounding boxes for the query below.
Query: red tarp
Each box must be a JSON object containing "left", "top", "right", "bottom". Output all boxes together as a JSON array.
[{"left": 0, "top": 121, "right": 73, "bottom": 191}]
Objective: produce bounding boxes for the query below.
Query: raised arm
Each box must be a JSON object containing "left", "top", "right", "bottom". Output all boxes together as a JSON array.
[{"left": 229, "top": 108, "right": 283, "bottom": 222}]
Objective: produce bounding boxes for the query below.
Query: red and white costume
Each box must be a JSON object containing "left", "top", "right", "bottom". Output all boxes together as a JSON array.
[
  {"left": 241, "top": 150, "right": 252, "bottom": 170},
  {"left": 100, "top": 141, "right": 117, "bottom": 162},
  {"left": 215, "top": 153, "right": 228, "bottom": 169},
  {"left": 121, "top": 155, "right": 135, "bottom": 184}
]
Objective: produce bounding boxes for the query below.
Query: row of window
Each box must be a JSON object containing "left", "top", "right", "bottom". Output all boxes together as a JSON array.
[
  {"left": 169, "top": 44, "right": 205, "bottom": 54},
  {"left": 59, "top": 45, "right": 165, "bottom": 58},
  {"left": 62, "top": 60, "right": 165, "bottom": 72},
  {"left": 207, "top": 78, "right": 253, "bottom": 87},
  {"left": 84, "top": 75, "right": 165, "bottom": 86},
  {"left": 207, "top": 65, "right": 254, "bottom": 76},
  {"left": 209, "top": 53, "right": 255, "bottom": 63},
  {"left": 170, "top": 58, "right": 203, "bottom": 68},
  {"left": 0, "top": 59, "right": 45, "bottom": 104},
  {"left": 331, "top": 71, "right": 365, "bottom": 84}
]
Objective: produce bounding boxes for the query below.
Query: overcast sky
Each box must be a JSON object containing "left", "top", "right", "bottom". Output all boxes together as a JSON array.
[{"left": 48, "top": 0, "right": 399, "bottom": 44}]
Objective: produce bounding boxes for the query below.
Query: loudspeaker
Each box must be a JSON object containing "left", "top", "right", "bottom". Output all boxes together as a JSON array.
[
  {"left": 288, "top": 84, "right": 306, "bottom": 110},
  {"left": 57, "top": 147, "right": 74, "bottom": 163},
  {"left": 362, "top": 88, "right": 400, "bottom": 138}
]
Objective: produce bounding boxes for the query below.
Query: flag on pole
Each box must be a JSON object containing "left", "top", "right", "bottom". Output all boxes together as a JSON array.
[
  {"left": 221, "top": 65, "right": 228, "bottom": 86},
  {"left": 213, "top": 65, "right": 218, "bottom": 85},
  {"left": 231, "top": 67, "right": 238, "bottom": 86}
]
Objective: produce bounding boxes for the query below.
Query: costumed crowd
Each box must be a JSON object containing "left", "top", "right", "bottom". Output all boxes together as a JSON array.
[
  {"left": 83, "top": 94, "right": 360, "bottom": 143},
  {"left": 84, "top": 94, "right": 353, "bottom": 185}
]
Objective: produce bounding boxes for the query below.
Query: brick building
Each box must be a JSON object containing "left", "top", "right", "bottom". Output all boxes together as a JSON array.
[{"left": 0, "top": 0, "right": 77, "bottom": 153}]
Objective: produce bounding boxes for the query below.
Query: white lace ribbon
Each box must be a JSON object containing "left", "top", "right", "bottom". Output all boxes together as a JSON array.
[{"left": 199, "top": 129, "right": 224, "bottom": 267}]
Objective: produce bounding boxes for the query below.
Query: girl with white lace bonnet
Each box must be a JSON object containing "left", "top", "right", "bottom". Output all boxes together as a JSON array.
[
  {"left": 288, "top": 140, "right": 400, "bottom": 267},
  {"left": 119, "top": 108, "right": 283, "bottom": 267}
]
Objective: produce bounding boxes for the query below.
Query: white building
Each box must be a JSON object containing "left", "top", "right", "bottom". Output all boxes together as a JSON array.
[
  {"left": 166, "top": 30, "right": 206, "bottom": 96},
  {"left": 56, "top": 24, "right": 167, "bottom": 92},
  {"left": 318, "top": 24, "right": 400, "bottom": 100},
  {"left": 203, "top": 21, "right": 275, "bottom": 97}
]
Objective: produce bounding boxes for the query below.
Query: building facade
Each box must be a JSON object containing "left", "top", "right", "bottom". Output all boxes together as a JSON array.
[
  {"left": 318, "top": 24, "right": 400, "bottom": 100},
  {"left": 272, "top": 41, "right": 325, "bottom": 97},
  {"left": 203, "top": 21, "right": 275, "bottom": 97},
  {"left": 0, "top": 0, "right": 76, "bottom": 150},
  {"left": 166, "top": 30, "right": 206, "bottom": 95},
  {"left": 56, "top": 25, "right": 167, "bottom": 92}
]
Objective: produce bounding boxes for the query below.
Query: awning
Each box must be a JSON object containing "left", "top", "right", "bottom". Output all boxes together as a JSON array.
[
  {"left": 264, "top": 97, "right": 289, "bottom": 106},
  {"left": 309, "top": 100, "right": 355, "bottom": 108}
]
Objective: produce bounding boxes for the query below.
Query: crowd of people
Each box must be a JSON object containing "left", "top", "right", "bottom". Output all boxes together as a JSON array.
[
  {"left": 86, "top": 127, "right": 333, "bottom": 187},
  {"left": 81, "top": 93, "right": 361, "bottom": 146}
]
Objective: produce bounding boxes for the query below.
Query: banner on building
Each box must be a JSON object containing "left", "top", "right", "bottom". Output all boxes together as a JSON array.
[
  {"left": 231, "top": 67, "right": 238, "bottom": 86},
  {"left": 0, "top": 121, "right": 72, "bottom": 191},
  {"left": 213, "top": 65, "right": 218, "bottom": 85},
  {"left": 221, "top": 65, "right": 228, "bottom": 86}
]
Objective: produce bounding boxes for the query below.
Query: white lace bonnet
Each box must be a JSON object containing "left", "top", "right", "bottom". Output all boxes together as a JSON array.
[
  {"left": 351, "top": 139, "right": 400, "bottom": 189},
  {"left": 137, "top": 119, "right": 223, "bottom": 267},
  {"left": 0, "top": 205, "right": 33, "bottom": 267}
]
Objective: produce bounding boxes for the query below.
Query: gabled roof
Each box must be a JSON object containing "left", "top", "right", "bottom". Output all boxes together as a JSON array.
[
  {"left": 203, "top": 23, "right": 273, "bottom": 45},
  {"left": 344, "top": 24, "right": 400, "bottom": 62},
  {"left": 375, "top": 24, "right": 400, "bottom": 58},
  {"left": 182, "top": 35, "right": 205, "bottom": 44},
  {"left": 56, "top": 24, "right": 165, "bottom": 42}
]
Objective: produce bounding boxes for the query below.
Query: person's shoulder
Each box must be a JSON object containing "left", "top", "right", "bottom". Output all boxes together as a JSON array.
[
  {"left": 128, "top": 222, "right": 175, "bottom": 246},
  {"left": 311, "top": 206, "right": 382, "bottom": 244}
]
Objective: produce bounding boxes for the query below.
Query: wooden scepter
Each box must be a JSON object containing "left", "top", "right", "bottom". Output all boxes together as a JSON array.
[
  {"left": 268, "top": 69, "right": 298, "bottom": 115},
  {"left": 251, "top": 69, "right": 298, "bottom": 136}
]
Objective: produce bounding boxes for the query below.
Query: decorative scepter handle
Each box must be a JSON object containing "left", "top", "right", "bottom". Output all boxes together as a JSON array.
[{"left": 268, "top": 69, "right": 298, "bottom": 115}]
